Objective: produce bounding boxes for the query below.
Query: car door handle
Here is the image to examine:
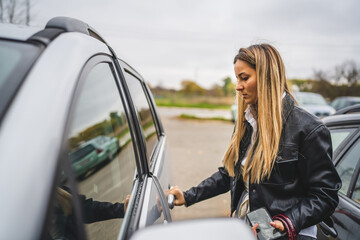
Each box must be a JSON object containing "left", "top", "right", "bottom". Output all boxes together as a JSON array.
[
  {"left": 319, "top": 219, "right": 337, "bottom": 238},
  {"left": 168, "top": 186, "right": 174, "bottom": 209}
]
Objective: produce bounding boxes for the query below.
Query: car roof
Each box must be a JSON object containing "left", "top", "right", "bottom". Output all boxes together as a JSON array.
[
  {"left": 322, "top": 113, "right": 360, "bottom": 126},
  {"left": 0, "top": 23, "right": 41, "bottom": 40}
]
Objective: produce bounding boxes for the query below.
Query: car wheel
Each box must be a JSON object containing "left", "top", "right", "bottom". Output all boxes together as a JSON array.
[{"left": 107, "top": 151, "right": 114, "bottom": 161}]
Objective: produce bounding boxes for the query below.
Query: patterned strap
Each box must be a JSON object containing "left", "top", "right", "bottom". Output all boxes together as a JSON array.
[{"left": 273, "top": 214, "right": 297, "bottom": 240}]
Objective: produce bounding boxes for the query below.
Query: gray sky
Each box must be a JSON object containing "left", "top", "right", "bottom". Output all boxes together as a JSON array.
[{"left": 30, "top": 0, "right": 360, "bottom": 89}]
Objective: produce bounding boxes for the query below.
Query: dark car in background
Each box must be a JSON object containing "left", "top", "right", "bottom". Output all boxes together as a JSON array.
[
  {"left": 334, "top": 104, "right": 360, "bottom": 115},
  {"left": 331, "top": 96, "right": 360, "bottom": 111},
  {"left": 0, "top": 17, "right": 173, "bottom": 240},
  {"left": 317, "top": 113, "right": 360, "bottom": 240}
]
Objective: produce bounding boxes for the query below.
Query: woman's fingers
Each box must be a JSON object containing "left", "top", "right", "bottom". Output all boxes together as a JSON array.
[
  {"left": 251, "top": 223, "right": 258, "bottom": 237},
  {"left": 168, "top": 186, "right": 186, "bottom": 206},
  {"left": 270, "top": 220, "right": 285, "bottom": 232}
]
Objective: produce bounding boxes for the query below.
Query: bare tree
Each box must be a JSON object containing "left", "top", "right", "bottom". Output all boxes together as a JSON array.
[
  {"left": 0, "top": 0, "right": 32, "bottom": 25},
  {"left": 335, "top": 60, "right": 360, "bottom": 86},
  {"left": 25, "top": 0, "right": 29, "bottom": 25},
  {"left": 0, "top": 0, "right": 3, "bottom": 22}
]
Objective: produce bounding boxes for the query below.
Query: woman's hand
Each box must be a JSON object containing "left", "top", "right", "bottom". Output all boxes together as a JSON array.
[
  {"left": 251, "top": 223, "right": 259, "bottom": 237},
  {"left": 270, "top": 220, "right": 285, "bottom": 232},
  {"left": 168, "top": 186, "right": 186, "bottom": 206}
]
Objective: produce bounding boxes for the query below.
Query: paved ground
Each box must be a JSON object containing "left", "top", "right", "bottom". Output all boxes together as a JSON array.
[{"left": 158, "top": 107, "right": 234, "bottom": 221}]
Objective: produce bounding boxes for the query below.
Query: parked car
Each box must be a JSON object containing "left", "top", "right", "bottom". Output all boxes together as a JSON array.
[
  {"left": 70, "top": 144, "right": 99, "bottom": 178},
  {"left": 317, "top": 113, "right": 360, "bottom": 240},
  {"left": 84, "top": 135, "right": 120, "bottom": 162},
  {"left": 334, "top": 103, "right": 360, "bottom": 115},
  {"left": 330, "top": 96, "right": 360, "bottom": 111},
  {"left": 0, "top": 17, "right": 174, "bottom": 240},
  {"left": 293, "top": 92, "right": 336, "bottom": 118}
]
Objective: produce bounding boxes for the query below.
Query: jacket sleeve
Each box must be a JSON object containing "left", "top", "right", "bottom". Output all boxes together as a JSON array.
[
  {"left": 183, "top": 167, "right": 231, "bottom": 207},
  {"left": 285, "top": 125, "right": 341, "bottom": 233},
  {"left": 81, "top": 196, "right": 125, "bottom": 223}
]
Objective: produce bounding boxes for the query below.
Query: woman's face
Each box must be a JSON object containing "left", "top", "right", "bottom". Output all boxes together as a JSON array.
[{"left": 234, "top": 59, "right": 257, "bottom": 105}]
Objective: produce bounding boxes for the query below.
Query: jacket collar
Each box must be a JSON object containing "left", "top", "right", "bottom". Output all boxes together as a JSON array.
[{"left": 282, "top": 92, "right": 295, "bottom": 123}]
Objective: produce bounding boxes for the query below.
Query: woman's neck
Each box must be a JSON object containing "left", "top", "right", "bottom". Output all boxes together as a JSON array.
[{"left": 250, "top": 104, "right": 258, "bottom": 120}]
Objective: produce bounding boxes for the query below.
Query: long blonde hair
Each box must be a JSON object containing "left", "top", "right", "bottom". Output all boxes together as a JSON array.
[{"left": 223, "top": 44, "right": 292, "bottom": 183}]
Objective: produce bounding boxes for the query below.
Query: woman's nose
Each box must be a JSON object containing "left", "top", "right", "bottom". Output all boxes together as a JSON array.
[{"left": 236, "top": 81, "right": 244, "bottom": 91}]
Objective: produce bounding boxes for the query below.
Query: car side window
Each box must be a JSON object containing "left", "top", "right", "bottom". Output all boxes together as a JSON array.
[
  {"left": 336, "top": 139, "right": 360, "bottom": 196},
  {"left": 330, "top": 128, "right": 356, "bottom": 152},
  {"left": 67, "top": 62, "right": 137, "bottom": 239},
  {"left": 124, "top": 71, "right": 158, "bottom": 163},
  {"left": 45, "top": 163, "right": 82, "bottom": 240},
  {"left": 352, "top": 174, "right": 360, "bottom": 204}
]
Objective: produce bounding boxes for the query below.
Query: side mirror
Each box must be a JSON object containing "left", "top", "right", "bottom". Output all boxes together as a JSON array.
[{"left": 131, "top": 218, "right": 255, "bottom": 240}]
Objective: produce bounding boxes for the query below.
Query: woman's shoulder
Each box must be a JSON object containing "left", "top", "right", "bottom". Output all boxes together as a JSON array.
[{"left": 286, "top": 105, "right": 328, "bottom": 134}]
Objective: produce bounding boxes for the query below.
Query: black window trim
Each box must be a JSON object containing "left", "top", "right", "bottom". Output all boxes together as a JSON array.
[
  {"left": 116, "top": 60, "right": 152, "bottom": 175},
  {"left": 119, "top": 62, "right": 164, "bottom": 168}
]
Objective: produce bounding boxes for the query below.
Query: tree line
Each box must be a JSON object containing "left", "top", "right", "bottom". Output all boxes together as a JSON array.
[
  {"left": 151, "top": 60, "right": 360, "bottom": 100},
  {"left": 291, "top": 60, "right": 360, "bottom": 100}
]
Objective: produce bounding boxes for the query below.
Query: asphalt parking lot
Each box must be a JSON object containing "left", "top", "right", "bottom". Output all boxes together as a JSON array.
[{"left": 158, "top": 107, "right": 234, "bottom": 221}]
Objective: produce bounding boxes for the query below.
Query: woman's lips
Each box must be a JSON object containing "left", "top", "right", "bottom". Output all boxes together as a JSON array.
[{"left": 242, "top": 94, "right": 248, "bottom": 98}]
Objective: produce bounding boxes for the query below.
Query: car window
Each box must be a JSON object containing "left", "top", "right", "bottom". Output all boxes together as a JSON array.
[
  {"left": 336, "top": 139, "right": 360, "bottom": 196},
  {"left": 45, "top": 162, "right": 82, "bottom": 240},
  {"left": 352, "top": 174, "right": 360, "bottom": 204},
  {"left": 330, "top": 128, "right": 356, "bottom": 152},
  {"left": 48, "top": 62, "right": 137, "bottom": 240},
  {"left": 124, "top": 71, "right": 158, "bottom": 163},
  {"left": 0, "top": 40, "right": 42, "bottom": 119}
]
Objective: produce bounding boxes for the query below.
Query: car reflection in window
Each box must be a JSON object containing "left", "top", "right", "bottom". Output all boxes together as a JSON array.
[
  {"left": 66, "top": 63, "right": 137, "bottom": 240},
  {"left": 48, "top": 183, "right": 130, "bottom": 240}
]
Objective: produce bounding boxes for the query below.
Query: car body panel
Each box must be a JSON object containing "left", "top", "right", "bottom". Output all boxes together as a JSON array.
[
  {"left": 317, "top": 114, "right": 360, "bottom": 240},
  {"left": 0, "top": 32, "right": 111, "bottom": 240},
  {"left": 131, "top": 218, "right": 256, "bottom": 240}
]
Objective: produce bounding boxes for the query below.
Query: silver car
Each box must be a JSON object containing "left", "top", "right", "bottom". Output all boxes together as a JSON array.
[
  {"left": 293, "top": 92, "right": 336, "bottom": 118},
  {"left": 0, "top": 17, "right": 172, "bottom": 239}
]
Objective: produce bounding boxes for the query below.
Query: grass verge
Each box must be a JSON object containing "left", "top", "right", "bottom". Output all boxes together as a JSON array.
[
  {"left": 178, "top": 114, "right": 232, "bottom": 122},
  {"left": 155, "top": 98, "right": 232, "bottom": 109}
]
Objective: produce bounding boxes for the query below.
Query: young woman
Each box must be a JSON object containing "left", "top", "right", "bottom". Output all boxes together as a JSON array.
[{"left": 169, "top": 44, "right": 341, "bottom": 240}]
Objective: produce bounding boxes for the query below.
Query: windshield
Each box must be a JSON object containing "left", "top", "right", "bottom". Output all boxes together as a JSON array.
[
  {"left": 295, "top": 92, "right": 328, "bottom": 106},
  {"left": 70, "top": 145, "right": 96, "bottom": 163},
  {"left": 0, "top": 39, "right": 42, "bottom": 120}
]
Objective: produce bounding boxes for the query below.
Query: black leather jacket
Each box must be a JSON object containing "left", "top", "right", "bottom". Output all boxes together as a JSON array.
[{"left": 183, "top": 93, "right": 341, "bottom": 233}]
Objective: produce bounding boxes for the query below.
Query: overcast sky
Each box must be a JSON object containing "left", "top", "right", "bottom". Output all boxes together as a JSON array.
[{"left": 29, "top": 0, "right": 360, "bottom": 89}]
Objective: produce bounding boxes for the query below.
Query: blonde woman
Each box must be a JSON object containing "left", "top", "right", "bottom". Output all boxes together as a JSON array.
[{"left": 169, "top": 44, "right": 341, "bottom": 240}]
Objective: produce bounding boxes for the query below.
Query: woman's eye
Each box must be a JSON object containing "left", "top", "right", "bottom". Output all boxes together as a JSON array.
[{"left": 241, "top": 77, "right": 248, "bottom": 81}]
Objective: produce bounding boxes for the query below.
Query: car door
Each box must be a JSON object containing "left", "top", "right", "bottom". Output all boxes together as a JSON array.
[
  {"left": 318, "top": 129, "right": 360, "bottom": 240},
  {"left": 117, "top": 59, "right": 172, "bottom": 227},
  {"left": 42, "top": 54, "right": 145, "bottom": 240}
]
